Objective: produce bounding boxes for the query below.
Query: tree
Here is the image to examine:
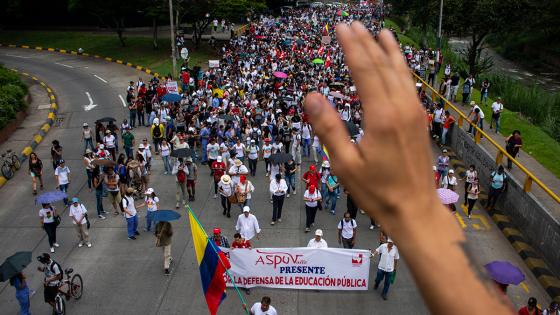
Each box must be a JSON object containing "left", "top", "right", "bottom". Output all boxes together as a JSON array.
[
  {"left": 68, "top": 0, "right": 139, "bottom": 46},
  {"left": 141, "top": 0, "right": 169, "bottom": 49}
]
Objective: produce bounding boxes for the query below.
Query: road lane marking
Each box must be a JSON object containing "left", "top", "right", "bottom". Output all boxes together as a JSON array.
[
  {"left": 119, "top": 94, "right": 127, "bottom": 107},
  {"left": 37, "top": 104, "right": 52, "bottom": 110},
  {"left": 520, "top": 282, "right": 529, "bottom": 293},
  {"left": 55, "top": 62, "right": 74, "bottom": 68},
  {"left": 454, "top": 212, "right": 467, "bottom": 229},
  {"left": 93, "top": 74, "right": 108, "bottom": 83},
  {"left": 5, "top": 54, "right": 30, "bottom": 58},
  {"left": 83, "top": 92, "right": 98, "bottom": 111}
]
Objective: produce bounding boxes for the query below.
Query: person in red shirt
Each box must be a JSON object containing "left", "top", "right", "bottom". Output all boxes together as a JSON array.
[
  {"left": 181, "top": 70, "right": 190, "bottom": 93},
  {"left": 433, "top": 166, "right": 441, "bottom": 187},
  {"left": 441, "top": 110, "right": 455, "bottom": 146},
  {"left": 211, "top": 156, "right": 226, "bottom": 199},
  {"left": 231, "top": 232, "right": 252, "bottom": 249},
  {"left": 302, "top": 165, "right": 321, "bottom": 189},
  {"left": 518, "top": 297, "right": 541, "bottom": 315}
]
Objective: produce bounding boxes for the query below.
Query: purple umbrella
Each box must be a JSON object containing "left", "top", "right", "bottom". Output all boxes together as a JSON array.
[
  {"left": 36, "top": 191, "right": 68, "bottom": 205},
  {"left": 484, "top": 261, "right": 525, "bottom": 285},
  {"left": 273, "top": 71, "right": 288, "bottom": 79},
  {"left": 437, "top": 188, "right": 459, "bottom": 205}
]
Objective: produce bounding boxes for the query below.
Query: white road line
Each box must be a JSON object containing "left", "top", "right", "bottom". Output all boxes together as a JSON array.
[
  {"left": 5, "top": 54, "right": 30, "bottom": 59},
  {"left": 37, "top": 104, "right": 52, "bottom": 110},
  {"left": 118, "top": 94, "right": 127, "bottom": 107},
  {"left": 83, "top": 92, "right": 98, "bottom": 111},
  {"left": 55, "top": 62, "right": 74, "bottom": 68},
  {"left": 93, "top": 74, "right": 108, "bottom": 83}
]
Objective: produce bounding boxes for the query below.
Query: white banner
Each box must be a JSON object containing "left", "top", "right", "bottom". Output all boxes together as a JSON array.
[
  {"left": 221, "top": 247, "right": 370, "bottom": 290},
  {"left": 209, "top": 60, "right": 220, "bottom": 68},
  {"left": 165, "top": 81, "right": 179, "bottom": 94}
]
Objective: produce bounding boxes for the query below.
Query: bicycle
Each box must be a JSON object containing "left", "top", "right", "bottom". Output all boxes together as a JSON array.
[
  {"left": 54, "top": 268, "right": 84, "bottom": 315},
  {"left": 1, "top": 149, "right": 21, "bottom": 179}
]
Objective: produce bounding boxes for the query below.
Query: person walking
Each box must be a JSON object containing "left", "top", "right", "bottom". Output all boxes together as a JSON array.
[
  {"left": 436, "top": 149, "right": 450, "bottom": 182},
  {"left": 307, "top": 229, "right": 328, "bottom": 248},
  {"left": 284, "top": 158, "right": 297, "bottom": 197},
  {"left": 463, "top": 165, "right": 478, "bottom": 205},
  {"left": 235, "top": 206, "right": 261, "bottom": 241},
  {"left": 10, "top": 272, "right": 31, "bottom": 315},
  {"left": 39, "top": 203, "right": 59, "bottom": 253},
  {"left": 505, "top": 130, "right": 523, "bottom": 170},
  {"left": 69, "top": 197, "right": 91, "bottom": 248},
  {"left": 155, "top": 221, "right": 173, "bottom": 275},
  {"left": 290, "top": 128, "right": 302, "bottom": 165},
  {"left": 122, "top": 127, "right": 135, "bottom": 160},
  {"left": 490, "top": 97, "right": 504, "bottom": 133},
  {"left": 338, "top": 211, "right": 357, "bottom": 249},
  {"left": 371, "top": 238, "right": 399, "bottom": 300},
  {"left": 103, "top": 130, "right": 117, "bottom": 160},
  {"left": 122, "top": 187, "right": 140, "bottom": 240},
  {"left": 160, "top": 139, "right": 172, "bottom": 175},
  {"left": 543, "top": 302, "right": 558, "bottom": 315},
  {"left": 128, "top": 99, "right": 137, "bottom": 128},
  {"left": 441, "top": 169, "right": 458, "bottom": 212},
  {"left": 325, "top": 170, "right": 339, "bottom": 215},
  {"left": 29, "top": 152, "right": 44, "bottom": 195},
  {"left": 212, "top": 228, "right": 229, "bottom": 248},
  {"left": 247, "top": 139, "right": 260, "bottom": 176},
  {"left": 211, "top": 156, "right": 226, "bottom": 198},
  {"left": 269, "top": 174, "right": 287, "bottom": 225},
  {"left": 50, "top": 140, "right": 62, "bottom": 170},
  {"left": 172, "top": 157, "right": 188, "bottom": 209},
  {"left": 207, "top": 138, "right": 220, "bottom": 174},
  {"left": 151, "top": 118, "right": 165, "bottom": 155},
  {"left": 144, "top": 188, "right": 159, "bottom": 232},
  {"left": 218, "top": 175, "right": 234, "bottom": 217},
  {"left": 104, "top": 167, "right": 122, "bottom": 215},
  {"left": 485, "top": 165, "right": 507, "bottom": 211},
  {"left": 229, "top": 158, "right": 249, "bottom": 185},
  {"left": 236, "top": 175, "right": 255, "bottom": 209},
  {"left": 466, "top": 179, "right": 480, "bottom": 219},
  {"left": 83, "top": 149, "right": 95, "bottom": 192},
  {"left": 262, "top": 138, "right": 273, "bottom": 176},
  {"left": 54, "top": 159, "right": 70, "bottom": 206},
  {"left": 36, "top": 253, "right": 62, "bottom": 314},
  {"left": 82, "top": 122, "right": 95, "bottom": 152},
  {"left": 92, "top": 166, "right": 106, "bottom": 219},
  {"left": 303, "top": 185, "right": 321, "bottom": 232},
  {"left": 302, "top": 164, "right": 321, "bottom": 190},
  {"left": 185, "top": 157, "right": 198, "bottom": 201},
  {"left": 518, "top": 297, "right": 542, "bottom": 315}
]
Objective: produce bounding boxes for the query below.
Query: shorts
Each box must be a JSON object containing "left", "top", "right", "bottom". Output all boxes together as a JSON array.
[
  {"left": 44, "top": 285, "right": 58, "bottom": 303},
  {"left": 187, "top": 179, "right": 196, "bottom": 189},
  {"left": 108, "top": 190, "right": 121, "bottom": 204}
]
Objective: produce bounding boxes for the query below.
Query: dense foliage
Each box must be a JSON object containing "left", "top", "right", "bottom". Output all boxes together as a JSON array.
[{"left": 0, "top": 65, "right": 28, "bottom": 130}]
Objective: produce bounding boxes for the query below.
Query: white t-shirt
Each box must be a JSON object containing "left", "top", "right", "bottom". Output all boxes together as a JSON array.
[
  {"left": 234, "top": 143, "right": 245, "bottom": 158},
  {"left": 262, "top": 144, "right": 272, "bottom": 158},
  {"left": 304, "top": 190, "right": 321, "bottom": 207},
  {"left": 375, "top": 243, "right": 400, "bottom": 272},
  {"left": 39, "top": 207, "right": 55, "bottom": 223},
  {"left": 145, "top": 196, "right": 159, "bottom": 212},
  {"left": 228, "top": 164, "right": 249, "bottom": 184},
  {"left": 248, "top": 145, "right": 259, "bottom": 160},
  {"left": 69, "top": 204, "right": 88, "bottom": 225},
  {"left": 301, "top": 125, "right": 311, "bottom": 139},
  {"left": 104, "top": 134, "right": 116, "bottom": 148},
  {"left": 207, "top": 143, "right": 220, "bottom": 160},
  {"left": 250, "top": 303, "right": 277, "bottom": 315},
  {"left": 55, "top": 166, "right": 70, "bottom": 185},
  {"left": 441, "top": 175, "right": 458, "bottom": 189},
  {"left": 307, "top": 238, "right": 328, "bottom": 248},
  {"left": 122, "top": 195, "right": 137, "bottom": 218},
  {"left": 491, "top": 101, "right": 503, "bottom": 114},
  {"left": 161, "top": 144, "right": 171, "bottom": 157},
  {"left": 337, "top": 219, "right": 357, "bottom": 240}
]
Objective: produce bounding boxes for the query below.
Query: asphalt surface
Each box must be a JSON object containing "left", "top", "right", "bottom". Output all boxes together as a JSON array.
[{"left": 0, "top": 48, "right": 551, "bottom": 314}]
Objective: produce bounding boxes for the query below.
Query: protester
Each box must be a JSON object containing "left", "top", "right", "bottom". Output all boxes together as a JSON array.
[
  {"left": 486, "top": 165, "right": 507, "bottom": 211},
  {"left": 371, "top": 238, "right": 399, "bottom": 300},
  {"left": 518, "top": 297, "right": 541, "bottom": 315},
  {"left": 466, "top": 179, "right": 480, "bottom": 219},
  {"left": 543, "top": 302, "right": 559, "bottom": 315},
  {"left": 122, "top": 127, "right": 135, "bottom": 159},
  {"left": 185, "top": 157, "right": 198, "bottom": 201},
  {"left": 172, "top": 157, "right": 188, "bottom": 209},
  {"left": 338, "top": 212, "right": 357, "bottom": 249},
  {"left": 39, "top": 203, "right": 59, "bottom": 253},
  {"left": 144, "top": 188, "right": 159, "bottom": 232},
  {"left": 236, "top": 175, "right": 255, "bottom": 209},
  {"left": 269, "top": 174, "right": 288, "bottom": 225},
  {"left": 155, "top": 221, "right": 173, "bottom": 275},
  {"left": 103, "top": 130, "right": 117, "bottom": 160},
  {"left": 36, "top": 253, "right": 62, "bottom": 313},
  {"left": 160, "top": 139, "right": 172, "bottom": 175},
  {"left": 246, "top": 296, "right": 277, "bottom": 315},
  {"left": 212, "top": 156, "right": 227, "bottom": 198},
  {"left": 235, "top": 206, "right": 261, "bottom": 241},
  {"left": 302, "top": 164, "right": 321, "bottom": 190},
  {"left": 441, "top": 110, "right": 455, "bottom": 146},
  {"left": 104, "top": 166, "right": 122, "bottom": 215},
  {"left": 122, "top": 187, "right": 140, "bottom": 240},
  {"left": 303, "top": 185, "right": 321, "bottom": 232},
  {"left": 54, "top": 159, "right": 70, "bottom": 206},
  {"left": 229, "top": 158, "right": 249, "bottom": 185},
  {"left": 151, "top": 118, "right": 165, "bottom": 154},
  {"left": 10, "top": 272, "right": 30, "bottom": 315},
  {"left": 92, "top": 166, "right": 106, "bottom": 219},
  {"left": 218, "top": 175, "right": 234, "bottom": 217},
  {"left": 212, "top": 228, "right": 229, "bottom": 248},
  {"left": 506, "top": 130, "right": 523, "bottom": 170},
  {"left": 490, "top": 97, "right": 504, "bottom": 133},
  {"left": 436, "top": 149, "right": 450, "bottom": 182},
  {"left": 464, "top": 165, "right": 478, "bottom": 205},
  {"left": 50, "top": 140, "right": 63, "bottom": 170},
  {"left": 28, "top": 152, "right": 44, "bottom": 195},
  {"left": 307, "top": 229, "right": 328, "bottom": 248},
  {"left": 284, "top": 158, "right": 297, "bottom": 197},
  {"left": 324, "top": 170, "right": 339, "bottom": 215},
  {"left": 68, "top": 197, "right": 91, "bottom": 248},
  {"left": 82, "top": 122, "right": 95, "bottom": 152},
  {"left": 231, "top": 232, "right": 252, "bottom": 249}
]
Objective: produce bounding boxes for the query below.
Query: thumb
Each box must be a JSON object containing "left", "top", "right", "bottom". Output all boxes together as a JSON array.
[{"left": 304, "top": 92, "right": 360, "bottom": 169}]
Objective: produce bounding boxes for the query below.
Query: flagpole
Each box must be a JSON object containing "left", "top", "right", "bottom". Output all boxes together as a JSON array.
[{"left": 186, "top": 206, "right": 251, "bottom": 315}]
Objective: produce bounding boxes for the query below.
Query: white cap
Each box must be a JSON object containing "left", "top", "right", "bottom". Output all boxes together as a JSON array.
[
  {"left": 251, "top": 139, "right": 255, "bottom": 143},
  {"left": 432, "top": 165, "right": 437, "bottom": 171},
  {"left": 387, "top": 238, "right": 393, "bottom": 243},
  {"left": 449, "top": 169, "right": 455, "bottom": 174},
  {"left": 217, "top": 156, "right": 222, "bottom": 162},
  {"left": 83, "top": 122, "right": 89, "bottom": 127},
  {"left": 138, "top": 144, "right": 145, "bottom": 149},
  {"left": 99, "top": 144, "right": 105, "bottom": 149},
  {"left": 322, "top": 160, "right": 330, "bottom": 168},
  {"left": 246, "top": 137, "right": 251, "bottom": 141},
  {"left": 144, "top": 188, "right": 154, "bottom": 194},
  {"left": 243, "top": 206, "right": 250, "bottom": 213},
  {"left": 315, "top": 229, "right": 323, "bottom": 236},
  {"left": 153, "top": 118, "right": 160, "bottom": 125}
]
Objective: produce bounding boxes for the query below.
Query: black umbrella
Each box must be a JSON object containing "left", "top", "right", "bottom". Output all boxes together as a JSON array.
[
  {"left": 270, "top": 152, "right": 293, "bottom": 164},
  {"left": 0, "top": 251, "right": 32, "bottom": 282},
  {"left": 171, "top": 148, "right": 195, "bottom": 158},
  {"left": 344, "top": 121, "right": 360, "bottom": 137},
  {"left": 97, "top": 117, "right": 116, "bottom": 123}
]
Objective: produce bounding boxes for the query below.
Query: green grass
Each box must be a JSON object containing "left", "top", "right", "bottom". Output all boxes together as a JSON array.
[
  {"left": 386, "top": 19, "right": 560, "bottom": 178},
  {"left": 0, "top": 31, "right": 219, "bottom": 75}
]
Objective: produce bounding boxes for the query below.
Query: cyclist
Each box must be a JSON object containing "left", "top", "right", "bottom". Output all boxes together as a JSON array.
[{"left": 37, "top": 253, "right": 63, "bottom": 313}]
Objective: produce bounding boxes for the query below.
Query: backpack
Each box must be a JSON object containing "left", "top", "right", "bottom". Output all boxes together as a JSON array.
[
  {"left": 153, "top": 125, "right": 162, "bottom": 138},
  {"left": 118, "top": 165, "right": 127, "bottom": 179},
  {"left": 49, "top": 261, "right": 63, "bottom": 278},
  {"left": 251, "top": 128, "right": 260, "bottom": 141},
  {"left": 339, "top": 219, "right": 356, "bottom": 230},
  {"left": 177, "top": 169, "right": 187, "bottom": 183}
]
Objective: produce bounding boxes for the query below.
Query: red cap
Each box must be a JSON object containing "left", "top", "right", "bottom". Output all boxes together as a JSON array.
[
  {"left": 213, "top": 228, "right": 221, "bottom": 234},
  {"left": 264, "top": 138, "right": 271, "bottom": 142},
  {"left": 309, "top": 165, "right": 316, "bottom": 171},
  {"left": 309, "top": 185, "right": 316, "bottom": 193},
  {"left": 240, "top": 175, "right": 246, "bottom": 183}
]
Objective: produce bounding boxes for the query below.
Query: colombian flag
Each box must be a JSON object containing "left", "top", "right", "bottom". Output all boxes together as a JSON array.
[{"left": 189, "top": 210, "right": 231, "bottom": 315}]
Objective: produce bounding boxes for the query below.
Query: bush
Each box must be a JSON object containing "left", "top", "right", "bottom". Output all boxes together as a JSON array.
[{"left": 0, "top": 65, "right": 27, "bottom": 129}]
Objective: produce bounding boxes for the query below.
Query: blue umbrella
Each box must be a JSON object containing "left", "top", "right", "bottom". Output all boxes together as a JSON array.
[
  {"left": 36, "top": 191, "right": 68, "bottom": 205},
  {"left": 161, "top": 93, "right": 182, "bottom": 103},
  {"left": 153, "top": 210, "right": 181, "bottom": 222}
]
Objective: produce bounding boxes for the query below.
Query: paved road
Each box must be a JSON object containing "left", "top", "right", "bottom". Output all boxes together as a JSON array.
[{"left": 0, "top": 48, "right": 551, "bottom": 314}]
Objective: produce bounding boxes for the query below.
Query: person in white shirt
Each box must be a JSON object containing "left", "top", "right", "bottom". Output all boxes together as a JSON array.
[
  {"left": 218, "top": 175, "right": 234, "bottom": 217},
  {"left": 269, "top": 174, "right": 288, "bottom": 225},
  {"left": 290, "top": 128, "right": 302, "bottom": 165},
  {"left": 262, "top": 138, "right": 273, "bottom": 176},
  {"left": 371, "top": 238, "right": 399, "bottom": 300},
  {"left": 490, "top": 97, "right": 504, "bottom": 133},
  {"left": 103, "top": 130, "right": 116, "bottom": 160},
  {"left": 303, "top": 185, "right": 321, "bottom": 232},
  {"left": 143, "top": 188, "right": 160, "bottom": 232},
  {"left": 247, "top": 296, "right": 277, "bottom": 315},
  {"left": 311, "top": 135, "right": 321, "bottom": 163},
  {"left": 235, "top": 206, "right": 261, "bottom": 241},
  {"left": 54, "top": 159, "right": 70, "bottom": 206},
  {"left": 233, "top": 139, "right": 246, "bottom": 162},
  {"left": 206, "top": 138, "right": 220, "bottom": 173},
  {"left": 247, "top": 140, "right": 260, "bottom": 176},
  {"left": 307, "top": 229, "right": 328, "bottom": 248},
  {"left": 160, "top": 139, "right": 172, "bottom": 175},
  {"left": 69, "top": 197, "right": 91, "bottom": 247},
  {"left": 122, "top": 187, "right": 140, "bottom": 240},
  {"left": 337, "top": 212, "right": 357, "bottom": 249},
  {"left": 301, "top": 122, "right": 312, "bottom": 158},
  {"left": 228, "top": 159, "right": 249, "bottom": 185},
  {"left": 39, "top": 203, "right": 59, "bottom": 253}
]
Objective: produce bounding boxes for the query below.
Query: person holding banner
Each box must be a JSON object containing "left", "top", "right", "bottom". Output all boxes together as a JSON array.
[
  {"left": 303, "top": 185, "right": 321, "bottom": 233},
  {"left": 371, "top": 238, "right": 399, "bottom": 300},
  {"left": 307, "top": 229, "right": 328, "bottom": 248},
  {"left": 235, "top": 206, "right": 261, "bottom": 241},
  {"left": 244, "top": 296, "right": 277, "bottom": 315}
]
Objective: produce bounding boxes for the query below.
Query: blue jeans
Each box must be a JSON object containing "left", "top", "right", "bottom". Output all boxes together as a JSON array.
[
  {"left": 201, "top": 141, "right": 208, "bottom": 162},
  {"left": 129, "top": 110, "right": 137, "bottom": 128},
  {"left": 441, "top": 127, "right": 450, "bottom": 145},
  {"left": 146, "top": 211, "right": 156, "bottom": 231},
  {"left": 326, "top": 191, "right": 337, "bottom": 213},
  {"left": 84, "top": 138, "right": 94, "bottom": 152},
  {"left": 16, "top": 291, "right": 30, "bottom": 315},
  {"left": 59, "top": 183, "right": 69, "bottom": 205},
  {"left": 125, "top": 146, "right": 133, "bottom": 160},
  {"left": 126, "top": 215, "right": 138, "bottom": 237},
  {"left": 375, "top": 269, "right": 393, "bottom": 296},
  {"left": 285, "top": 173, "right": 296, "bottom": 193},
  {"left": 162, "top": 155, "right": 172, "bottom": 173},
  {"left": 302, "top": 138, "right": 311, "bottom": 157},
  {"left": 95, "top": 189, "right": 104, "bottom": 216},
  {"left": 86, "top": 170, "right": 93, "bottom": 189}
]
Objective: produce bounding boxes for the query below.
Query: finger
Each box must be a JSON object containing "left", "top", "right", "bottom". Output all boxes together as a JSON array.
[
  {"left": 377, "top": 29, "right": 417, "bottom": 94},
  {"left": 335, "top": 23, "right": 388, "bottom": 109},
  {"left": 304, "top": 92, "right": 362, "bottom": 171}
]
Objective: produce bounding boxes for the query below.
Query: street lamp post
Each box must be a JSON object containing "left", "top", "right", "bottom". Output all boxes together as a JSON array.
[
  {"left": 437, "top": 0, "right": 443, "bottom": 49},
  {"left": 168, "top": 0, "right": 177, "bottom": 78}
]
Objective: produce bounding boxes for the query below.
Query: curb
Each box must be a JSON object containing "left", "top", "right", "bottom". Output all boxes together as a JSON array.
[
  {"left": 0, "top": 70, "right": 58, "bottom": 189},
  {"left": 0, "top": 43, "right": 161, "bottom": 79},
  {"left": 442, "top": 146, "right": 560, "bottom": 303}
]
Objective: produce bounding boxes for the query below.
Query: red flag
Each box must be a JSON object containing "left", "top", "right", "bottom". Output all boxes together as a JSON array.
[{"left": 325, "top": 50, "right": 332, "bottom": 68}]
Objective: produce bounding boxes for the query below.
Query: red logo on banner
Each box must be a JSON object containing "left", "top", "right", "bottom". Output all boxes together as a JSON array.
[{"left": 352, "top": 254, "right": 363, "bottom": 266}]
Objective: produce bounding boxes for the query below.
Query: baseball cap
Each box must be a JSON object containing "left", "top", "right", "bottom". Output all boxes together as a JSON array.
[
  {"left": 72, "top": 197, "right": 79, "bottom": 203},
  {"left": 243, "top": 206, "right": 250, "bottom": 213},
  {"left": 213, "top": 228, "right": 221, "bottom": 234},
  {"left": 315, "top": 229, "right": 323, "bottom": 236}
]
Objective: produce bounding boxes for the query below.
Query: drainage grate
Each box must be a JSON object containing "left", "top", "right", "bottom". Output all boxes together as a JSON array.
[{"left": 55, "top": 115, "right": 64, "bottom": 127}]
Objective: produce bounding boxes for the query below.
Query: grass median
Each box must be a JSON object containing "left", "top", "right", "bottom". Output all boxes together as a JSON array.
[{"left": 0, "top": 31, "right": 219, "bottom": 76}]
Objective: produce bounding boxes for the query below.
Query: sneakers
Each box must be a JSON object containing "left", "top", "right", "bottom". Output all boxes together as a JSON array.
[
  {"left": 78, "top": 242, "right": 84, "bottom": 248},
  {"left": 128, "top": 236, "right": 137, "bottom": 240},
  {"left": 86, "top": 243, "right": 92, "bottom": 248},
  {"left": 50, "top": 247, "right": 55, "bottom": 253},
  {"left": 270, "top": 221, "right": 275, "bottom": 225},
  {"left": 164, "top": 269, "right": 170, "bottom": 275},
  {"left": 98, "top": 215, "right": 106, "bottom": 220},
  {"left": 468, "top": 214, "right": 471, "bottom": 219},
  {"left": 305, "top": 227, "right": 310, "bottom": 233},
  {"left": 176, "top": 203, "right": 180, "bottom": 209},
  {"left": 134, "top": 231, "right": 140, "bottom": 236},
  {"left": 278, "top": 218, "right": 282, "bottom": 223},
  {"left": 330, "top": 211, "right": 336, "bottom": 215},
  {"left": 287, "top": 194, "right": 290, "bottom": 198},
  {"left": 53, "top": 243, "right": 60, "bottom": 248},
  {"left": 164, "top": 171, "right": 168, "bottom": 175},
  {"left": 293, "top": 190, "right": 296, "bottom": 195},
  {"left": 369, "top": 225, "right": 374, "bottom": 230},
  {"left": 360, "top": 209, "right": 365, "bottom": 215},
  {"left": 214, "top": 194, "right": 218, "bottom": 199}
]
